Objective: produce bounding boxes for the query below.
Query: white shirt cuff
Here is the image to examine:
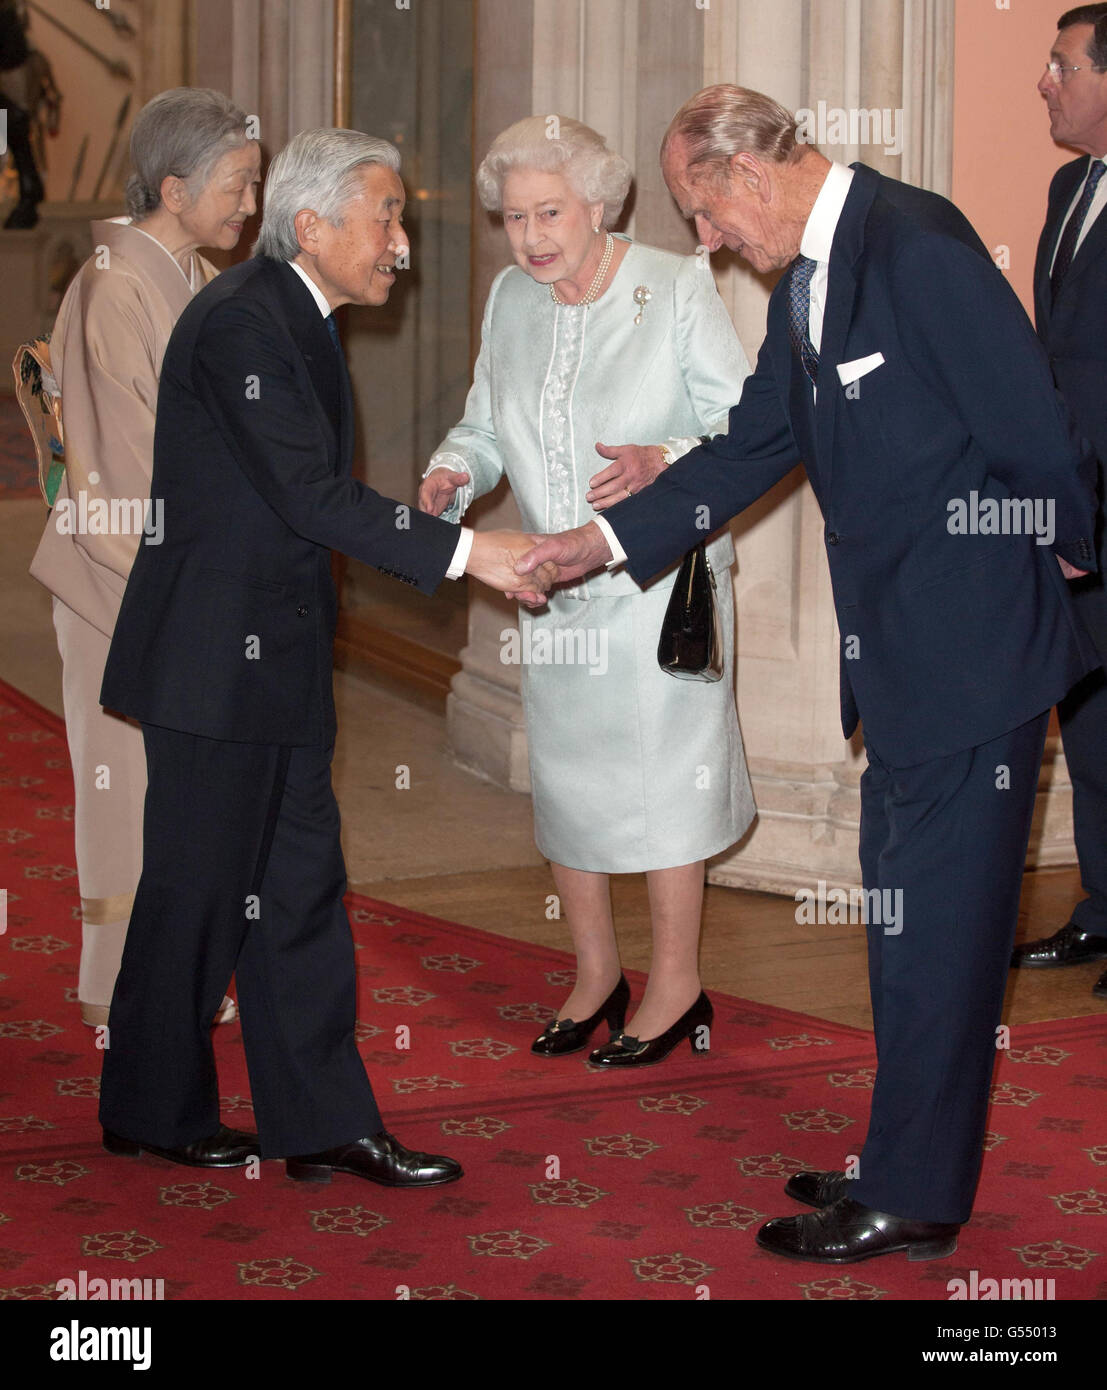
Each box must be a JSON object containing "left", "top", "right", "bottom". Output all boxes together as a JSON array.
[
  {"left": 594, "top": 515, "right": 627, "bottom": 568},
  {"left": 446, "top": 526, "right": 474, "bottom": 580}
]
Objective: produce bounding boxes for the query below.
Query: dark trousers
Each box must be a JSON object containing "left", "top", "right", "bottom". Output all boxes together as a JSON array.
[
  {"left": 851, "top": 710, "right": 1049, "bottom": 1225},
  {"left": 98, "top": 725, "right": 384, "bottom": 1157}
]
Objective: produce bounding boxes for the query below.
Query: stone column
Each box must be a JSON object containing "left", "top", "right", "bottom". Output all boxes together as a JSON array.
[{"left": 190, "top": 0, "right": 335, "bottom": 150}]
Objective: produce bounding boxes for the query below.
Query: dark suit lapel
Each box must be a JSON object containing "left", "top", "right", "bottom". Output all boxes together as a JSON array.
[
  {"left": 1036, "top": 157, "right": 1088, "bottom": 332},
  {"left": 815, "top": 165, "right": 878, "bottom": 492},
  {"left": 1057, "top": 173, "right": 1107, "bottom": 300},
  {"left": 266, "top": 261, "right": 342, "bottom": 448},
  {"left": 336, "top": 346, "right": 354, "bottom": 477}
]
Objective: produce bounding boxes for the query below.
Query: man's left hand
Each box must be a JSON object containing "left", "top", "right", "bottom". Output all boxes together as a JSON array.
[{"left": 1058, "top": 556, "right": 1090, "bottom": 580}]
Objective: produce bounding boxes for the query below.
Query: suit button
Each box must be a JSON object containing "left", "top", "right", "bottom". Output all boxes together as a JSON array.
[
  {"left": 296, "top": 604, "right": 309, "bottom": 617},
  {"left": 827, "top": 532, "right": 840, "bottom": 546}
]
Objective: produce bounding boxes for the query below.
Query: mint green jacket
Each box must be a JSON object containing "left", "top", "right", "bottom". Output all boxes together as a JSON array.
[{"left": 428, "top": 237, "right": 752, "bottom": 598}]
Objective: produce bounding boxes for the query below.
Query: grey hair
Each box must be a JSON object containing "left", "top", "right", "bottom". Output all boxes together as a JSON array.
[
  {"left": 476, "top": 116, "right": 631, "bottom": 228},
  {"left": 125, "top": 88, "right": 250, "bottom": 221},
  {"left": 662, "top": 85, "right": 803, "bottom": 182},
  {"left": 253, "top": 128, "right": 401, "bottom": 261}
]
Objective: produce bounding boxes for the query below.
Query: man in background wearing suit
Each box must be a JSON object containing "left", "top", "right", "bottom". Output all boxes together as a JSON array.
[
  {"left": 98, "top": 129, "right": 555, "bottom": 1187},
  {"left": 1011, "top": 5, "right": 1107, "bottom": 999},
  {"left": 520, "top": 85, "right": 1098, "bottom": 1263}
]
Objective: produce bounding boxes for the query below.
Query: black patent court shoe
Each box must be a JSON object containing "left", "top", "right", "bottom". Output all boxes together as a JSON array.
[
  {"left": 531, "top": 975, "right": 630, "bottom": 1056},
  {"left": 587, "top": 990, "right": 713, "bottom": 1067}
]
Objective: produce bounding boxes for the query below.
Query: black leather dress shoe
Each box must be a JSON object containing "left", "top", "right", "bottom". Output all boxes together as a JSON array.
[
  {"left": 785, "top": 1169, "right": 851, "bottom": 1208},
  {"left": 587, "top": 990, "right": 713, "bottom": 1067},
  {"left": 1010, "top": 922, "right": 1107, "bottom": 969},
  {"left": 756, "top": 1196, "right": 959, "bottom": 1264},
  {"left": 286, "top": 1131, "right": 462, "bottom": 1187},
  {"left": 532, "top": 975, "right": 630, "bottom": 1056},
  {"left": 102, "top": 1123, "right": 258, "bottom": 1168}
]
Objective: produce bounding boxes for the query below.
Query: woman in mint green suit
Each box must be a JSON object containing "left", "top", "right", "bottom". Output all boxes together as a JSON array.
[{"left": 420, "top": 117, "right": 756, "bottom": 1067}]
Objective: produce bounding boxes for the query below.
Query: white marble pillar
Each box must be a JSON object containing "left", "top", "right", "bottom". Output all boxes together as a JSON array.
[{"left": 190, "top": 0, "right": 335, "bottom": 149}]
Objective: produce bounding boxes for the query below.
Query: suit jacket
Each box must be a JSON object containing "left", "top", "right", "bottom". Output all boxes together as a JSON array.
[
  {"left": 29, "top": 219, "right": 218, "bottom": 638},
  {"left": 603, "top": 163, "right": 1099, "bottom": 768},
  {"left": 101, "top": 256, "right": 459, "bottom": 746},
  {"left": 1034, "top": 153, "right": 1107, "bottom": 649}
]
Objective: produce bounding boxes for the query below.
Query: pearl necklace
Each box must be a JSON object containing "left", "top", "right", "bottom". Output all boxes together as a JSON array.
[{"left": 549, "top": 232, "right": 614, "bottom": 307}]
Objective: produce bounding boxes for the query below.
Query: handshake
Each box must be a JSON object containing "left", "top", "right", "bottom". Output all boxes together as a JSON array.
[
  {"left": 461, "top": 524, "right": 609, "bottom": 607},
  {"left": 420, "top": 466, "right": 614, "bottom": 606},
  {"left": 420, "top": 442, "right": 669, "bottom": 604}
]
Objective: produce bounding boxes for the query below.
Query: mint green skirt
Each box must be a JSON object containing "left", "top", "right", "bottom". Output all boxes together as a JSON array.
[{"left": 518, "top": 571, "right": 755, "bottom": 873}]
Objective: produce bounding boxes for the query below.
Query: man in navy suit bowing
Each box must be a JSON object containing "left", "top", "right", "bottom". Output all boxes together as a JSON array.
[
  {"left": 519, "top": 85, "right": 1099, "bottom": 1263},
  {"left": 98, "top": 129, "right": 555, "bottom": 1186},
  {"left": 1012, "top": 5, "right": 1107, "bottom": 999}
]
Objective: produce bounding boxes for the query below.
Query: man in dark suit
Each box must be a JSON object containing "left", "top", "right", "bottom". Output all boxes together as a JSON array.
[
  {"left": 98, "top": 129, "right": 555, "bottom": 1186},
  {"left": 1011, "top": 5, "right": 1107, "bottom": 999},
  {"left": 520, "top": 85, "right": 1099, "bottom": 1262}
]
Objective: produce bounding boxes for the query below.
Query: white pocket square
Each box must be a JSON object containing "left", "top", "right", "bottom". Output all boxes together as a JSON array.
[{"left": 836, "top": 352, "right": 885, "bottom": 386}]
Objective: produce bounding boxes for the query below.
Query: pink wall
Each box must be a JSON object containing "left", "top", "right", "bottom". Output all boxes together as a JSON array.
[{"left": 953, "top": 0, "right": 1082, "bottom": 314}]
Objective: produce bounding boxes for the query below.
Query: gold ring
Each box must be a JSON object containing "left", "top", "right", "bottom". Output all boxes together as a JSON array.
[{"left": 626, "top": 486, "right": 633, "bottom": 497}]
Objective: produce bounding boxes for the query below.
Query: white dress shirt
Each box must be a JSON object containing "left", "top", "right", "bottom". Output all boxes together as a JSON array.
[
  {"left": 597, "top": 160, "right": 855, "bottom": 568},
  {"left": 1049, "top": 153, "right": 1107, "bottom": 273},
  {"left": 287, "top": 259, "right": 472, "bottom": 579}
]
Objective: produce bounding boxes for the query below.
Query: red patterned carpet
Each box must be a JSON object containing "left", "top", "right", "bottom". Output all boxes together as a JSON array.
[{"left": 1, "top": 676, "right": 1106, "bottom": 1301}]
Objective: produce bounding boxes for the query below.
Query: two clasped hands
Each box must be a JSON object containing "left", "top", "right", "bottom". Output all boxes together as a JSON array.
[{"left": 421, "top": 440, "right": 674, "bottom": 603}]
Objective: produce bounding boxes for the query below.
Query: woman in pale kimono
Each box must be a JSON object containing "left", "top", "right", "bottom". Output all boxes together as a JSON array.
[
  {"left": 29, "top": 88, "right": 260, "bottom": 1026},
  {"left": 419, "top": 117, "right": 756, "bottom": 1067}
]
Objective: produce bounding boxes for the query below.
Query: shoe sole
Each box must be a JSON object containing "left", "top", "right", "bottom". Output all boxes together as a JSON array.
[
  {"left": 102, "top": 1134, "right": 255, "bottom": 1168},
  {"left": 285, "top": 1162, "right": 463, "bottom": 1186},
  {"left": 1012, "top": 955, "right": 1107, "bottom": 969},
  {"left": 755, "top": 1233, "right": 958, "bottom": 1263},
  {"left": 586, "top": 1047, "right": 712, "bottom": 1068}
]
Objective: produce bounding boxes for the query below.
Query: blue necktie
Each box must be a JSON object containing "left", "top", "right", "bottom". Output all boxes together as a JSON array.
[
  {"left": 788, "top": 255, "right": 820, "bottom": 385},
  {"left": 324, "top": 312, "right": 344, "bottom": 360},
  {"left": 1051, "top": 158, "right": 1106, "bottom": 300}
]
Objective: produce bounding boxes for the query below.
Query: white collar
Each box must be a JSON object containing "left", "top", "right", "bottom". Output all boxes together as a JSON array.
[
  {"left": 288, "top": 259, "right": 333, "bottom": 317},
  {"left": 800, "top": 161, "right": 855, "bottom": 264}
]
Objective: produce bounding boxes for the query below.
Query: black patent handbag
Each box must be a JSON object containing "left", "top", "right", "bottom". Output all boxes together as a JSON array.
[{"left": 657, "top": 542, "right": 724, "bottom": 682}]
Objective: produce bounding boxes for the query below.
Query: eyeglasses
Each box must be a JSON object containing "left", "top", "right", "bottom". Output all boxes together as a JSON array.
[{"left": 1044, "top": 59, "right": 1107, "bottom": 84}]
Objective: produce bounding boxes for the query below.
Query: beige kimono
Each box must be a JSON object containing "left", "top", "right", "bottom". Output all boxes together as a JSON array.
[{"left": 30, "top": 219, "right": 217, "bottom": 1015}]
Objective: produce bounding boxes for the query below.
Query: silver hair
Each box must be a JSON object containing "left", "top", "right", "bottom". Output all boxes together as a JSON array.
[
  {"left": 253, "top": 128, "right": 401, "bottom": 261},
  {"left": 476, "top": 116, "right": 631, "bottom": 228},
  {"left": 125, "top": 88, "right": 250, "bottom": 221},
  {"left": 661, "top": 85, "right": 802, "bottom": 182}
]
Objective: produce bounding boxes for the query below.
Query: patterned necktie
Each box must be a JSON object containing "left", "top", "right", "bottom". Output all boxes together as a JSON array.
[
  {"left": 788, "top": 254, "right": 820, "bottom": 385},
  {"left": 1051, "top": 158, "right": 1106, "bottom": 300}
]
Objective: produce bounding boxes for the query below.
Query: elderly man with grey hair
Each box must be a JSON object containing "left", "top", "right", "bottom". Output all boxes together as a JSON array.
[
  {"left": 96, "top": 126, "right": 555, "bottom": 1187},
  {"left": 521, "top": 84, "right": 1099, "bottom": 1262}
]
